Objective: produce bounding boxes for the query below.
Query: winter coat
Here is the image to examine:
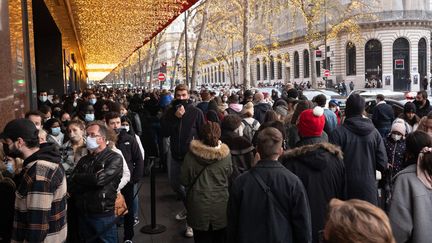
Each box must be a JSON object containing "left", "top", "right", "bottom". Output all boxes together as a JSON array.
[
  {"left": 329, "top": 116, "right": 388, "bottom": 205},
  {"left": 397, "top": 113, "right": 420, "bottom": 134},
  {"left": 389, "top": 164, "right": 432, "bottom": 243},
  {"left": 161, "top": 100, "right": 205, "bottom": 160},
  {"left": 127, "top": 111, "right": 142, "bottom": 136},
  {"left": 323, "top": 109, "right": 337, "bottom": 135},
  {"left": 413, "top": 99, "right": 432, "bottom": 118},
  {"left": 196, "top": 101, "right": 210, "bottom": 114},
  {"left": 12, "top": 144, "right": 67, "bottom": 243},
  {"left": 372, "top": 101, "right": 395, "bottom": 129},
  {"left": 180, "top": 140, "right": 232, "bottom": 231},
  {"left": 221, "top": 130, "right": 254, "bottom": 178},
  {"left": 253, "top": 102, "right": 272, "bottom": 124},
  {"left": 383, "top": 136, "right": 406, "bottom": 176},
  {"left": 70, "top": 147, "right": 123, "bottom": 214},
  {"left": 281, "top": 142, "right": 346, "bottom": 243},
  {"left": 116, "top": 130, "right": 145, "bottom": 183},
  {"left": 227, "top": 160, "right": 312, "bottom": 243}
]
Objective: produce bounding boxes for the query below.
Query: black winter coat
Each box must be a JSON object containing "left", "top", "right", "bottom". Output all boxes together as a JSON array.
[
  {"left": 116, "top": 130, "right": 145, "bottom": 183},
  {"left": 281, "top": 142, "right": 346, "bottom": 243},
  {"left": 70, "top": 147, "right": 123, "bottom": 214},
  {"left": 253, "top": 103, "right": 272, "bottom": 124},
  {"left": 372, "top": 102, "right": 394, "bottom": 129},
  {"left": 127, "top": 111, "right": 142, "bottom": 136},
  {"left": 221, "top": 130, "right": 254, "bottom": 178},
  {"left": 413, "top": 99, "right": 432, "bottom": 118},
  {"left": 227, "top": 160, "right": 312, "bottom": 243},
  {"left": 161, "top": 100, "right": 205, "bottom": 160},
  {"left": 329, "top": 116, "right": 387, "bottom": 205}
]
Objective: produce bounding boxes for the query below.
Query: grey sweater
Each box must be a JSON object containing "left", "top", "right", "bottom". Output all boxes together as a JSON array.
[{"left": 389, "top": 164, "right": 432, "bottom": 243}]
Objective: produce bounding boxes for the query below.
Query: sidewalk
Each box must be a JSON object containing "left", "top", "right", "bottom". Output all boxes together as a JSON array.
[{"left": 121, "top": 172, "right": 193, "bottom": 243}]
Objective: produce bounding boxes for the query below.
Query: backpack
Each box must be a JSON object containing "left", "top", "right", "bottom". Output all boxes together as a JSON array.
[{"left": 242, "top": 119, "right": 258, "bottom": 142}]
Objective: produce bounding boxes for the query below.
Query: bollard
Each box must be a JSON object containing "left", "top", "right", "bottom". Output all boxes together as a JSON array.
[{"left": 140, "top": 156, "right": 166, "bottom": 234}]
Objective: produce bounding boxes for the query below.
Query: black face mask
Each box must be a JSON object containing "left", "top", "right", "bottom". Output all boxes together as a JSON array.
[
  {"left": 173, "top": 99, "right": 189, "bottom": 108},
  {"left": 3, "top": 142, "right": 23, "bottom": 159}
]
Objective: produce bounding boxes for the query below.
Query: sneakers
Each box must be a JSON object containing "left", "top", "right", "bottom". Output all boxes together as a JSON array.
[
  {"left": 133, "top": 217, "right": 140, "bottom": 227},
  {"left": 185, "top": 225, "right": 193, "bottom": 238},
  {"left": 175, "top": 208, "right": 187, "bottom": 221}
]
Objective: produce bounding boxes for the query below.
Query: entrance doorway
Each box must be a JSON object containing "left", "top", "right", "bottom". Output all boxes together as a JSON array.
[
  {"left": 365, "top": 39, "right": 382, "bottom": 88},
  {"left": 393, "top": 38, "right": 410, "bottom": 91}
]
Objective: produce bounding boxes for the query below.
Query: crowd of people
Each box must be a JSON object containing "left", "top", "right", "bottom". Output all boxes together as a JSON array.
[{"left": 1, "top": 83, "right": 432, "bottom": 243}]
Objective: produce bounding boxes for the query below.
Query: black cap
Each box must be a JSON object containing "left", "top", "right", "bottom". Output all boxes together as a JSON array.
[
  {"left": 345, "top": 94, "right": 365, "bottom": 118},
  {"left": 404, "top": 102, "right": 416, "bottom": 113},
  {"left": 0, "top": 118, "right": 39, "bottom": 141}
]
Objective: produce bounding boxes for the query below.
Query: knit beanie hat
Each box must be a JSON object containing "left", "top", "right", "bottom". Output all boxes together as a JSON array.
[
  {"left": 345, "top": 94, "right": 365, "bottom": 118},
  {"left": 297, "top": 107, "right": 325, "bottom": 137},
  {"left": 275, "top": 105, "right": 289, "bottom": 117},
  {"left": 404, "top": 102, "right": 416, "bottom": 114},
  {"left": 241, "top": 102, "right": 254, "bottom": 116},
  {"left": 391, "top": 121, "right": 406, "bottom": 136},
  {"left": 287, "top": 88, "right": 299, "bottom": 99}
]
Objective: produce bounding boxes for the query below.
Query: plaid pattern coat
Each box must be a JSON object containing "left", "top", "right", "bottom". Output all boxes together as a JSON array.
[{"left": 12, "top": 159, "right": 67, "bottom": 243}]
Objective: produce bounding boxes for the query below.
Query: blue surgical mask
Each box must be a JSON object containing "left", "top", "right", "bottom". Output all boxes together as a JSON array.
[
  {"left": 6, "top": 162, "right": 14, "bottom": 174},
  {"left": 51, "top": 127, "right": 61, "bottom": 136},
  {"left": 85, "top": 113, "right": 95, "bottom": 122},
  {"left": 86, "top": 136, "right": 99, "bottom": 150},
  {"left": 89, "top": 98, "right": 97, "bottom": 105},
  {"left": 39, "top": 96, "right": 48, "bottom": 102}
]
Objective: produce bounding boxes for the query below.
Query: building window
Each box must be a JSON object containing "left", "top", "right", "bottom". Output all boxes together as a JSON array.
[
  {"left": 294, "top": 51, "right": 299, "bottom": 78},
  {"left": 256, "top": 59, "right": 261, "bottom": 81},
  {"left": 270, "top": 56, "right": 275, "bottom": 80},
  {"left": 419, "top": 38, "right": 427, "bottom": 80},
  {"left": 277, "top": 55, "right": 282, "bottom": 79},
  {"left": 316, "top": 61, "right": 321, "bottom": 77},
  {"left": 346, "top": 42, "right": 356, "bottom": 76},
  {"left": 263, "top": 57, "right": 268, "bottom": 80},
  {"left": 393, "top": 38, "right": 410, "bottom": 91},
  {"left": 303, "top": 50, "right": 310, "bottom": 78}
]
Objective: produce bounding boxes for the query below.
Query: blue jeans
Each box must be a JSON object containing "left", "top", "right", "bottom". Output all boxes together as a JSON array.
[
  {"left": 79, "top": 214, "right": 117, "bottom": 243},
  {"left": 167, "top": 151, "right": 186, "bottom": 205}
]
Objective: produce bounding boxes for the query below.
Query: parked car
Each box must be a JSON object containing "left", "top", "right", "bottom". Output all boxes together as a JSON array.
[
  {"left": 349, "top": 89, "right": 406, "bottom": 100},
  {"left": 364, "top": 98, "right": 405, "bottom": 119},
  {"left": 302, "top": 89, "right": 346, "bottom": 109}
]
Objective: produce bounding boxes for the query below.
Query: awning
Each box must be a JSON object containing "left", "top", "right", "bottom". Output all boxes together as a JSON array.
[{"left": 67, "top": 0, "right": 198, "bottom": 80}]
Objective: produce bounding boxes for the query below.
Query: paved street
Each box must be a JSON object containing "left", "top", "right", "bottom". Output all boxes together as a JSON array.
[{"left": 126, "top": 171, "right": 193, "bottom": 243}]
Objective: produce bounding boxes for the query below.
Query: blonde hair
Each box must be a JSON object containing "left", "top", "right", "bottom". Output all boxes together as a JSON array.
[{"left": 324, "top": 199, "right": 395, "bottom": 243}]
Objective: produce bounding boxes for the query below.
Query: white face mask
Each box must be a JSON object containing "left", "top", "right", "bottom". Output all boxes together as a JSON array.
[
  {"left": 121, "top": 125, "right": 130, "bottom": 132},
  {"left": 86, "top": 136, "right": 99, "bottom": 150},
  {"left": 39, "top": 96, "right": 48, "bottom": 102},
  {"left": 330, "top": 107, "right": 336, "bottom": 112},
  {"left": 391, "top": 134, "right": 402, "bottom": 141}
]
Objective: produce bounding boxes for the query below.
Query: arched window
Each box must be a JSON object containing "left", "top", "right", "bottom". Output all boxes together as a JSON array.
[
  {"left": 256, "top": 59, "right": 261, "bottom": 81},
  {"left": 294, "top": 51, "right": 300, "bottom": 78},
  {"left": 419, "top": 38, "right": 427, "bottom": 80},
  {"left": 263, "top": 57, "right": 268, "bottom": 80},
  {"left": 277, "top": 55, "right": 283, "bottom": 79},
  {"left": 303, "top": 50, "right": 309, "bottom": 78},
  {"left": 346, "top": 42, "right": 356, "bottom": 75},
  {"left": 270, "top": 56, "right": 275, "bottom": 80}
]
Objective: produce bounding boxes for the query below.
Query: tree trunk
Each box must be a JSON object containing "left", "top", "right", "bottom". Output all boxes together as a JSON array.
[
  {"left": 191, "top": 2, "right": 209, "bottom": 90},
  {"left": 309, "top": 43, "right": 318, "bottom": 89},
  {"left": 149, "top": 33, "right": 164, "bottom": 89},
  {"left": 242, "top": 0, "right": 251, "bottom": 89},
  {"left": 172, "top": 26, "right": 185, "bottom": 89}
]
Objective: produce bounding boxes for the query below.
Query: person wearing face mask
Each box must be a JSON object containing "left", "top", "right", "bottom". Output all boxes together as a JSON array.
[
  {"left": 69, "top": 121, "right": 123, "bottom": 243},
  {"left": 0, "top": 118, "right": 67, "bottom": 243},
  {"left": 76, "top": 104, "right": 95, "bottom": 123},
  {"left": 105, "top": 112, "right": 144, "bottom": 243},
  {"left": 88, "top": 93, "right": 97, "bottom": 106},
  {"left": 43, "top": 118, "right": 64, "bottom": 148},
  {"left": 398, "top": 102, "right": 420, "bottom": 134},
  {"left": 119, "top": 104, "right": 142, "bottom": 137},
  {"left": 328, "top": 100, "right": 342, "bottom": 125},
  {"left": 37, "top": 91, "right": 52, "bottom": 109},
  {"left": 382, "top": 121, "right": 406, "bottom": 211},
  {"left": 413, "top": 90, "right": 432, "bottom": 118}
]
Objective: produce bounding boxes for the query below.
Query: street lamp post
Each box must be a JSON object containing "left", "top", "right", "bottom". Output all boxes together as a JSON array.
[
  {"left": 324, "top": 0, "right": 328, "bottom": 71},
  {"left": 184, "top": 11, "right": 189, "bottom": 86}
]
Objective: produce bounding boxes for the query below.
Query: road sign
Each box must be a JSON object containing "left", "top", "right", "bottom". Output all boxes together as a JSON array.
[
  {"left": 158, "top": 73, "right": 166, "bottom": 81},
  {"left": 324, "top": 69, "right": 330, "bottom": 77}
]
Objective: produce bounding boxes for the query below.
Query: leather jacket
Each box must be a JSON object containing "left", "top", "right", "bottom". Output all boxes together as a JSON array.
[{"left": 70, "top": 147, "right": 123, "bottom": 214}]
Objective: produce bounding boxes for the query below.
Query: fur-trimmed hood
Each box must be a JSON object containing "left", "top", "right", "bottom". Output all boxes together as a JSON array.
[
  {"left": 189, "top": 140, "right": 230, "bottom": 164},
  {"left": 281, "top": 142, "right": 343, "bottom": 171}
]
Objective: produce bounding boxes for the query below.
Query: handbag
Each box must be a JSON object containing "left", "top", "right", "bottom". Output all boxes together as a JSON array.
[{"left": 114, "top": 192, "right": 128, "bottom": 217}]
